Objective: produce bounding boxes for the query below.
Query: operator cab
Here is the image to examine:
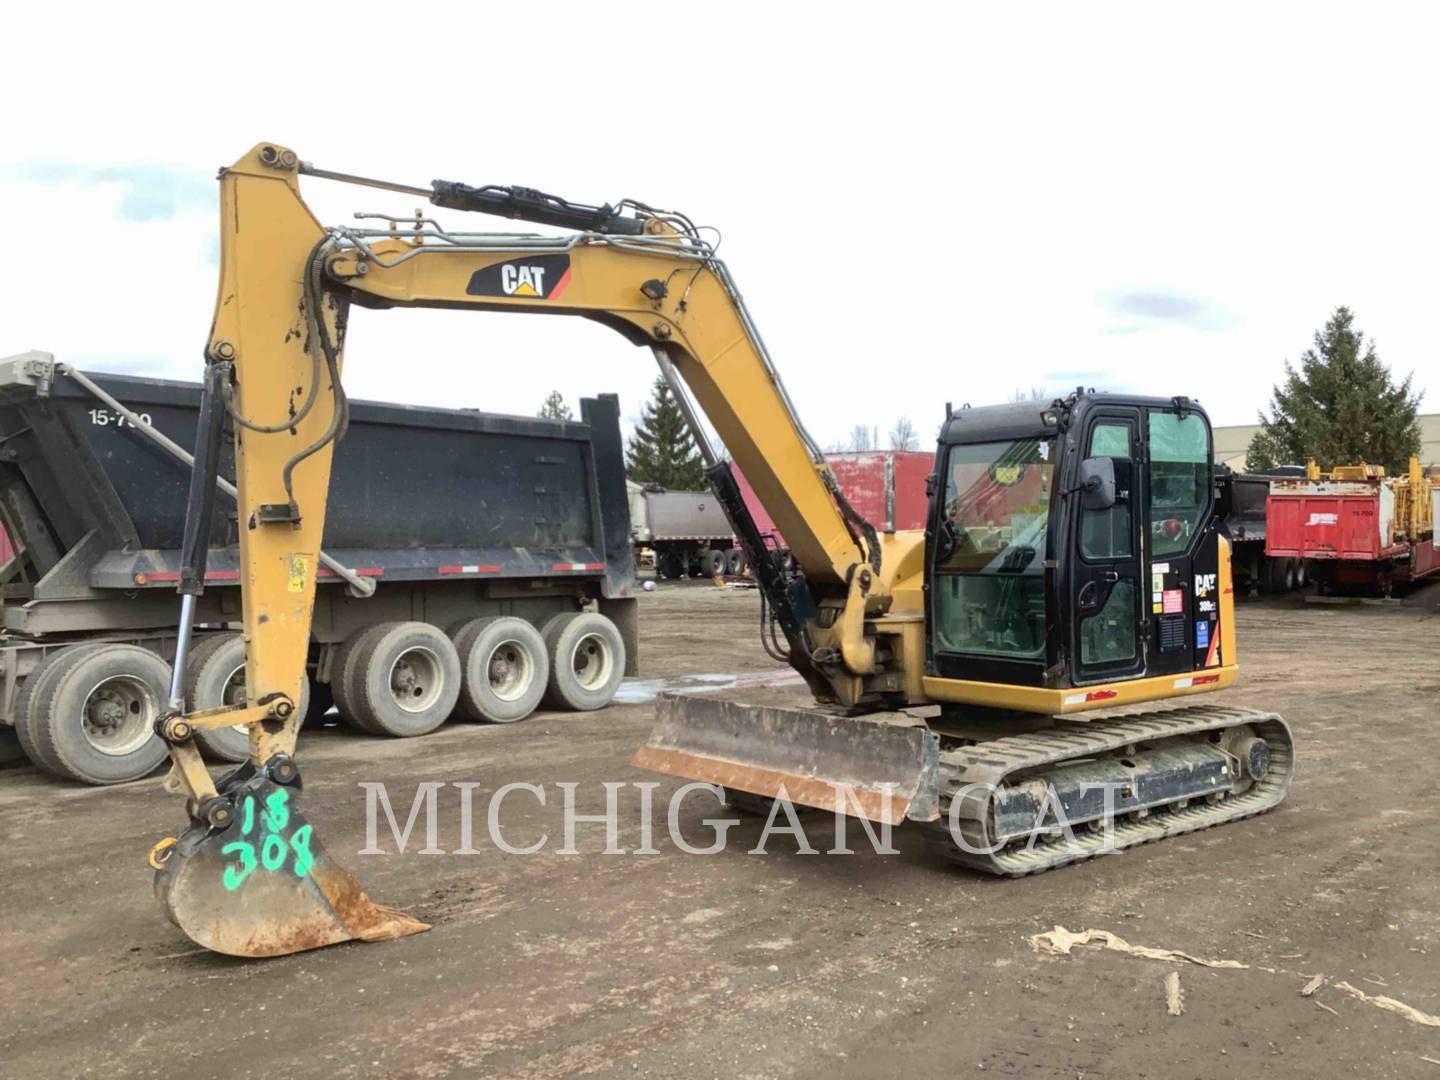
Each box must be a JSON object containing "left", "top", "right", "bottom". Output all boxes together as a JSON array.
[{"left": 925, "top": 391, "right": 1220, "bottom": 693}]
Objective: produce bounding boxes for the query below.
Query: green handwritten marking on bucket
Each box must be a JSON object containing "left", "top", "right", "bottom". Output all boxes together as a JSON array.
[
  {"left": 289, "top": 824, "right": 316, "bottom": 878},
  {"left": 219, "top": 787, "right": 312, "bottom": 892},
  {"left": 221, "top": 840, "right": 257, "bottom": 891}
]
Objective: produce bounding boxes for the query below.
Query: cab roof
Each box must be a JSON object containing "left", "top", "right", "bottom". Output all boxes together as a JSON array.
[{"left": 940, "top": 392, "right": 1209, "bottom": 445}]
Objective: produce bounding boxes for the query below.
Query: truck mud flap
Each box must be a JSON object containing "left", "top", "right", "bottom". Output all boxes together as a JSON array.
[{"left": 632, "top": 693, "right": 942, "bottom": 826}]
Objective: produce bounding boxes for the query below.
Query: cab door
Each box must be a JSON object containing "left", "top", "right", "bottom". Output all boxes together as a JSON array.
[
  {"left": 1143, "top": 407, "right": 1215, "bottom": 674},
  {"left": 1070, "top": 409, "right": 1145, "bottom": 684}
]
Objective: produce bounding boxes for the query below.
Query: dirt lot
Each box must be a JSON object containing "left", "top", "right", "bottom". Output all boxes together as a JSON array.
[{"left": 2, "top": 581, "right": 1439, "bottom": 1078}]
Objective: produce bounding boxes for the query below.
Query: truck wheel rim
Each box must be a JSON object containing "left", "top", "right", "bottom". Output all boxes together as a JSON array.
[
  {"left": 486, "top": 639, "right": 534, "bottom": 702},
  {"left": 569, "top": 634, "right": 614, "bottom": 692},
  {"left": 220, "top": 663, "right": 248, "bottom": 737},
  {"left": 82, "top": 674, "right": 158, "bottom": 756},
  {"left": 389, "top": 647, "right": 443, "bottom": 713}
]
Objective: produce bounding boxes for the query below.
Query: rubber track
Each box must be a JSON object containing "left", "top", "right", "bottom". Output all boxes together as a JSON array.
[{"left": 919, "top": 702, "right": 1294, "bottom": 876}]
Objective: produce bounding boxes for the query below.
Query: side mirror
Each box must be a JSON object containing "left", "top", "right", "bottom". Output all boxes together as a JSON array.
[{"left": 1077, "top": 456, "right": 1116, "bottom": 511}]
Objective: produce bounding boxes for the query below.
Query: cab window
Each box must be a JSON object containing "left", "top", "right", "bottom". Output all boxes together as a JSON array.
[
  {"left": 1148, "top": 411, "right": 1210, "bottom": 557},
  {"left": 1080, "top": 421, "right": 1133, "bottom": 560},
  {"left": 932, "top": 438, "right": 1053, "bottom": 660}
]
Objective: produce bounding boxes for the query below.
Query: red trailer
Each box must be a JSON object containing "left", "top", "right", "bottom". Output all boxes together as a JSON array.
[
  {"left": 1266, "top": 469, "right": 1440, "bottom": 594},
  {"left": 734, "top": 451, "right": 933, "bottom": 566}
]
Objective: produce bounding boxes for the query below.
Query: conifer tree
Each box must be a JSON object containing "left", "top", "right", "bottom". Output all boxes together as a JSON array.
[
  {"left": 1248, "top": 307, "right": 1422, "bottom": 472},
  {"left": 537, "top": 390, "right": 573, "bottom": 421},
  {"left": 626, "top": 376, "right": 705, "bottom": 489}
]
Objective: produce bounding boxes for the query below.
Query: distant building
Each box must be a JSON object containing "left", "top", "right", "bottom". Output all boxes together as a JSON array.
[{"left": 1213, "top": 413, "right": 1440, "bottom": 472}]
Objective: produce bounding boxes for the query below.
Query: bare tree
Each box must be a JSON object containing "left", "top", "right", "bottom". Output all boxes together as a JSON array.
[
  {"left": 846, "top": 424, "right": 877, "bottom": 451},
  {"left": 1012, "top": 386, "right": 1051, "bottom": 403},
  {"left": 889, "top": 417, "right": 919, "bottom": 451}
]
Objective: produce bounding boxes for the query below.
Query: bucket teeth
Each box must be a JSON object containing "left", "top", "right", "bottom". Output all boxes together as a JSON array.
[{"left": 153, "top": 768, "right": 428, "bottom": 958}]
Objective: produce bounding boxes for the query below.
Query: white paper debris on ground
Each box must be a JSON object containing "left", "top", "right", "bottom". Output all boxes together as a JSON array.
[
  {"left": 1334, "top": 981, "right": 1440, "bottom": 1029},
  {"left": 1028, "top": 926, "right": 1249, "bottom": 969},
  {"left": 1164, "top": 971, "right": 1185, "bottom": 1016},
  {"left": 1300, "top": 974, "right": 1325, "bottom": 997}
]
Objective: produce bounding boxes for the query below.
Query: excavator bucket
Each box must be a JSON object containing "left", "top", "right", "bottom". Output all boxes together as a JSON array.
[
  {"left": 153, "top": 766, "right": 428, "bottom": 958},
  {"left": 633, "top": 693, "right": 943, "bottom": 825}
]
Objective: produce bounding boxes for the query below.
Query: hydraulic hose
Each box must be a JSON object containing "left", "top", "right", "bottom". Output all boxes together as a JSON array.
[{"left": 278, "top": 239, "right": 351, "bottom": 513}]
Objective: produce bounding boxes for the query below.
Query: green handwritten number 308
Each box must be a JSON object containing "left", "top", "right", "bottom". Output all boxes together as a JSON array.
[{"left": 220, "top": 789, "right": 316, "bottom": 891}]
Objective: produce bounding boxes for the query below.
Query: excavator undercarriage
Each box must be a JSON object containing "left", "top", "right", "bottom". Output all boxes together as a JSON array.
[
  {"left": 919, "top": 702, "right": 1292, "bottom": 874},
  {"left": 642, "top": 694, "right": 1292, "bottom": 875}
]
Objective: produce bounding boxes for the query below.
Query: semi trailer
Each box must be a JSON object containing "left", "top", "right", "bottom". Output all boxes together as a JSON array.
[
  {"left": 0, "top": 352, "right": 637, "bottom": 785},
  {"left": 733, "top": 450, "right": 933, "bottom": 569},
  {"left": 631, "top": 451, "right": 935, "bottom": 581}
]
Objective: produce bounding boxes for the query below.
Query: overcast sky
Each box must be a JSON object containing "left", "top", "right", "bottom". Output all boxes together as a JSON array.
[{"left": 4, "top": 4, "right": 1435, "bottom": 451}]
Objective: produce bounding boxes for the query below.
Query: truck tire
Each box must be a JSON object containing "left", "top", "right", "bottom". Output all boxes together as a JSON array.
[
  {"left": 183, "top": 633, "right": 310, "bottom": 762},
  {"left": 21, "top": 643, "right": 170, "bottom": 784},
  {"left": 453, "top": 616, "right": 549, "bottom": 723},
  {"left": 331, "top": 624, "right": 389, "bottom": 734},
  {"left": 704, "top": 548, "right": 728, "bottom": 578},
  {"left": 347, "top": 621, "right": 461, "bottom": 737},
  {"left": 657, "top": 550, "right": 684, "bottom": 580},
  {"left": 14, "top": 643, "right": 108, "bottom": 772},
  {"left": 727, "top": 548, "right": 747, "bottom": 576},
  {"left": 1293, "top": 559, "right": 1308, "bottom": 589},
  {"left": 539, "top": 612, "right": 625, "bottom": 711},
  {"left": 1264, "top": 557, "right": 1289, "bottom": 594},
  {"left": 183, "top": 634, "right": 248, "bottom": 761}
]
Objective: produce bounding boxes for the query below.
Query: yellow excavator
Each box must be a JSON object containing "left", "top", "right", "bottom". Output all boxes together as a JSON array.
[{"left": 149, "top": 142, "right": 1292, "bottom": 957}]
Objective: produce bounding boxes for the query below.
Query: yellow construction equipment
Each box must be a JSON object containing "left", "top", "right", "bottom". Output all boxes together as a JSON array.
[{"left": 150, "top": 143, "right": 1292, "bottom": 957}]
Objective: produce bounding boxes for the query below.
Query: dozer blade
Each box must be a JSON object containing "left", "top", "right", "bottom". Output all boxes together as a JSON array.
[
  {"left": 153, "top": 765, "right": 429, "bottom": 958},
  {"left": 633, "top": 693, "right": 942, "bottom": 825}
]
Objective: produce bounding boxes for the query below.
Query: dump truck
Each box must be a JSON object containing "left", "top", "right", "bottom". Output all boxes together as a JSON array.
[
  {"left": 627, "top": 483, "right": 741, "bottom": 578},
  {"left": 1266, "top": 456, "right": 1439, "bottom": 594},
  {"left": 0, "top": 353, "right": 637, "bottom": 785}
]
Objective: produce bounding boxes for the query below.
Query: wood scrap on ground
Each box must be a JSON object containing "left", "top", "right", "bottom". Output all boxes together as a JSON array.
[
  {"left": 1164, "top": 971, "right": 1185, "bottom": 1016},
  {"left": 1334, "top": 981, "right": 1440, "bottom": 1029},
  {"left": 1030, "top": 925, "right": 1440, "bottom": 1030},
  {"left": 1028, "top": 926, "right": 1247, "bottom": 969}
]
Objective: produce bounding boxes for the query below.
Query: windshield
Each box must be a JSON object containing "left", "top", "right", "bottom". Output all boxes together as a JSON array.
[{"left": 933, "top": 437, "right": 1054, "bottom": 660}]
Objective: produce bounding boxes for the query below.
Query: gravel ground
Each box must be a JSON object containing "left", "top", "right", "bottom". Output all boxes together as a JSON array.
[{"left": 2, "top": 579, "right": 1438, "bottom": 1078}]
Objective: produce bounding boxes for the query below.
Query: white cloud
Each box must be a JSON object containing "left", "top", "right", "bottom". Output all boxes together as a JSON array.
[
  {"left": 2, "top": 1, "right": 1435, "bottom": 448},
  {"left": 2, "top": 162, "right": 213, "bottom": 222}
]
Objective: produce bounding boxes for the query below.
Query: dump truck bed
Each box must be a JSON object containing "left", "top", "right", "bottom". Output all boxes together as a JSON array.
[{"left": 0, "top": 365, "right": 635, "bottom": 619}]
